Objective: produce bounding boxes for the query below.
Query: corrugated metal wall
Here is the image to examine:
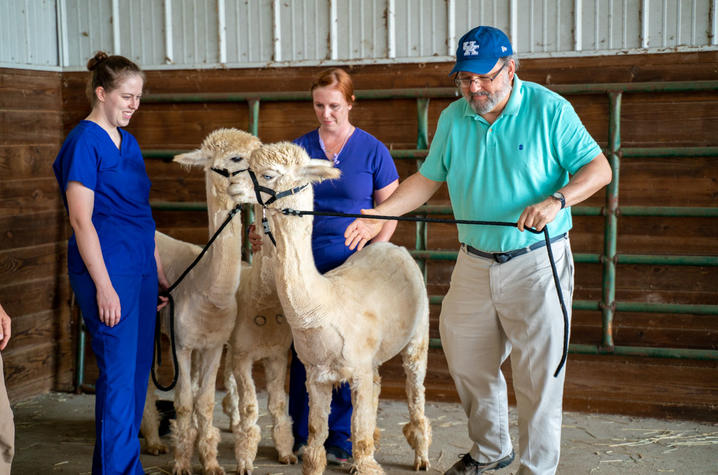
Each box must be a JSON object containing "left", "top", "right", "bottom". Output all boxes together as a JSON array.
[{"left": 2, "top": 0, "right": 717, "bottom": 70}]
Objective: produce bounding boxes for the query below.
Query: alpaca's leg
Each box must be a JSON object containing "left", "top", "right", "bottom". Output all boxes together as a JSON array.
[
  {"left": 171, "top": 348, "right": 197, "bottom": 475},
  {"left": 371, "top": 368, "right": 382, "bottom": 450},
  {"left": 302, "top": 371, "right": 332, "bottom": 475},
  {"left": 350, "top": 369, "right": 384, "bottom": 475},
  {"left": 222, "top": 345, "right": 241, "bottom": 430},
  {"left": 230, "top": 356, "right": 260, "bottom": 475},
  {"left": 195, "top": 345, "right": 226, "bottom": 475},
  {"left": 140, "top": 379, "right": 168, "bottom": 455},
  {"left": 263, "top": 353, "right": 296, "bottom": 464},
  {"left": 401, "top": 333, "right": 432, "bottom": 471}
]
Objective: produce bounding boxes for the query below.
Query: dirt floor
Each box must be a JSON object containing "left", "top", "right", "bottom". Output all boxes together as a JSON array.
[{"left": 11, "top": 391, "right": 718, "bottom": 474}]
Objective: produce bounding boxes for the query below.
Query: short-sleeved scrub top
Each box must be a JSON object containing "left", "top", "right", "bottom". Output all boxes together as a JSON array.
[
  {"left": 294, "top": 128, "right": 399, "bottom": 274},
  {"left": 53, "top": 120, "right": 157, "bottom": 276},
  {"left": 420, "top": 75, "right": 602, "bottom": 252}
]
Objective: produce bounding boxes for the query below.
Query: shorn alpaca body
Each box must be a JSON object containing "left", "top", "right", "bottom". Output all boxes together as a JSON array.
[
  {"left": 229, "top": 142, "right": 432, "bottom": 475},
  {"left": 221, "top": 204, "right": 296, "bottom": 474},
  {"left": 142, "top": 128, "right": 261, "bottom": 475}
]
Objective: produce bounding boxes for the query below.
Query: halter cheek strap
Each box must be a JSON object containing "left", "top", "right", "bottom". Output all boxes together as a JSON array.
[
  {"left": 245, "top": 168, "right": 309, "bottom": 247},
  {"left": 247, "top": 169, "right": 308, "bottom": 207}
]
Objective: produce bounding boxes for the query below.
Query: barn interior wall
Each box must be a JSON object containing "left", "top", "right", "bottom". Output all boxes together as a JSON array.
[
  {"left": 1, "top": 51, "right": 716, "bottom": 420},
  {"left": 0, "top": 68, "right": 75, "bottom": 401}
]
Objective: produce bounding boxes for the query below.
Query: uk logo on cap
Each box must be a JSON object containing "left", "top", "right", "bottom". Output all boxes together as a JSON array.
[
  {"left": 463, "top": 41, "right": 480, "bottom": 55},
  {"left": 451, "top": 26, "right": 514, "bottom": 76}
]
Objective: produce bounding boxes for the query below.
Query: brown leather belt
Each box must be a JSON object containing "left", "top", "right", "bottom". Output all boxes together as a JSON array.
[{"left": 463, "top": 232, "right": 567, "bottom": 263}]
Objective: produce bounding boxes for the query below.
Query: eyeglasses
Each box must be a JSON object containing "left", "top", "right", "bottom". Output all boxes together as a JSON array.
[{"left": 454, "top": 62, "right": 507, "bottom": 88}]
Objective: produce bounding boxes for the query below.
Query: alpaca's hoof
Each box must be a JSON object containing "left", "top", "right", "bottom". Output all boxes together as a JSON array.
[
  {"left": 351, "top": 458, "right": 384, "bottom": 475},
  {"left": 278, "top": 453, "right": 298, "bottom": 465},
  {"left": 143, "top": 441, "right": 169, "bottom": 456},
  {"left": 236, "top": 458, "right": 254, "bottom": 475},
  {"left": 414, "top": 456, "right": 431, "bottom": 471},
  {"left": 171, "top": 463, "right": 193, "bottom": 475},
  {"left": 202, "top": 464, "right": 226, "bottom": 475}
]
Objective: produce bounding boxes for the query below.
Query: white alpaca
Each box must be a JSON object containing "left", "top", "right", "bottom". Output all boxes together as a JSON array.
[
  {"left": 143, "top": 128, "right": 261, "bottom": 475},
  {"left": 141, "top": 231, "right": 200, "bottom": 455},
  {"left": 221, "top": 204, "right": 297, "bottom": 474},
  {"left": 228, "top": 142, "right": 432, "bottom": 475}
]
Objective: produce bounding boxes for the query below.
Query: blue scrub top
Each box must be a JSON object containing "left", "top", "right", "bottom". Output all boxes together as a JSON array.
[
  {"left": 53, "top": 120, "right": 156, "bottom": 276},
  {"left": 294, "top": 128, "right": 398, "bottom": 273}
]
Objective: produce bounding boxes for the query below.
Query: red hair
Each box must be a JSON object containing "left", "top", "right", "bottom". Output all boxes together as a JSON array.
[{"left": 311, "top": 68, "right": 355, "bottom": 105}]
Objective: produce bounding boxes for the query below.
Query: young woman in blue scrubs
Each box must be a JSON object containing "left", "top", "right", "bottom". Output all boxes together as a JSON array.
[
  {"left": 250, "top": 68, "right": 399, "bottom": 464},
  {"left": 53, "top": 52, "right": 169, "bottom": 475}
]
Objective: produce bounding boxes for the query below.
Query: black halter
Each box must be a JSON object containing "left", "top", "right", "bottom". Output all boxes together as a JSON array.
[
  {"left": 244, "top": 168, "right": 308, "bottom": 247},
  {"left": 210, "top": 155, "right": 249, "bottom": 178},
  {"left": 210, "top": 167, "right": 247, "bottom": 178}
]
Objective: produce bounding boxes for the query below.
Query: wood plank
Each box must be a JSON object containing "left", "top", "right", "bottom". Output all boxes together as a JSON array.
[
  {"left": 0, "top": 177, "right": 63, "bottom": 217},
  {"left": 0, "top": 242, "right": 67, "bottom": 285},
  {"left": 0, "top": 69, "right": 62, "bottom": 110},
  {"left": 0, "top": 145, "right": 62, "bottom": 180},
  {"left": 0, "top": 275, "right": 71, "bottom": 318},
  {"left": 0, "top": 210, "right": 70, "bottom": 251},
  {"left": 0, "top": 111, "right": 63, "bottom": 145}
]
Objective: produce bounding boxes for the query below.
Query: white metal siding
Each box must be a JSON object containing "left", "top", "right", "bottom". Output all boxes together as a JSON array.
[
  {"left": 0, "top": 0, "right": 58, "bottom": 68},
  {"left": 2, "top": 0, "right": 718, "bottom": 71}
]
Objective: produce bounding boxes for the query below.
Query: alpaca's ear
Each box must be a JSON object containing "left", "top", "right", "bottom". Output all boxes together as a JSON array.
[
  {"left": 173, "top": 149, "right": 208, "bottom": 168},
  {"left": 302, "top": 159, "right": 341, "bottom": 183}
]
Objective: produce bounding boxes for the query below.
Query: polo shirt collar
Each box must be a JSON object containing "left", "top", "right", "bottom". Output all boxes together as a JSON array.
[
  {"left": 461, "top": 74, "right": 524, "bottom": 119},
  {"left": 502, "top": 75, "right": 523, "bottom": 116}
]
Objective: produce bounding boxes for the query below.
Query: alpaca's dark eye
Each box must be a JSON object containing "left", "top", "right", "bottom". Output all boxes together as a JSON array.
[{"left": 230, "top": 156, "right": 243, "bottom": 162}]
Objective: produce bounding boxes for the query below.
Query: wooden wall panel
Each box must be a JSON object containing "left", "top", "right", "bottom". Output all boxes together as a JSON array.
[
  {"left": 6, "top": 51, "right": 711, "bottom": 419},
  {"left": 0, "top": 68, "right": 69, "bottom": 402}
]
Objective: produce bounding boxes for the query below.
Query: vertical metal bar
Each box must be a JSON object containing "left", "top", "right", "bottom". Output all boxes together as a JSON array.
[
  {"left": 164, "top": 0, "right": 174, "bottom": 64},
  {"left": 641, "top": 0, "right": 650, "bottom": 48},
  {"left": 387, "top": 0, "right": 396, "bottom": 58},
  {"left": 112, "top": 0, "right": 121, "bottom": 54},
  {"left": 447, "top": 0, "right": 455, "bottom": 56},
  {"left": 218, "top": 0, "right": 226, "bottom": 64},
  {"left": 510, "top": 0, "right": 518, "bottom": 48},
  {"left": 416, "top": 98, "right": 430, "bottom": 280},
  {"left": 56, "top": 0, "right": 69, "bottom": 67},
  {"left": 712, "top": 0, "right": 718, "bottom": 46},
  {"left": 272, "top": 0, "right": 281, "bottom": 61},
  {"left": 574, "top": 0, "right": 582, "bottom": 51},
  {"left": 600, "top": 91, "right": 622, "bottom": 351},
  {"left": 248, "top": 98, "right": 260, "bottom": 137},
  {"left": 329, "top": 0, "right": 338, "bottom": 59}
]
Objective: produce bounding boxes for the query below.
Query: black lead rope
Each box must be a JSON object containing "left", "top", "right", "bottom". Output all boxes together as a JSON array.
[
  {"left": 151, "top": 203, "right": 243, "bottom": 391},
  {"left": 279, "top": 207, "right": 570, "bottom": 377}
]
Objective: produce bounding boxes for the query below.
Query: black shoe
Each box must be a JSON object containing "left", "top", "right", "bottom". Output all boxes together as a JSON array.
[{"left": 444, "top": 450, "right": 515, "bottom": 474}]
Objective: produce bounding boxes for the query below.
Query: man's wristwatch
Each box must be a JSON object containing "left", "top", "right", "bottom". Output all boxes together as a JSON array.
[{"left": 551, "top": 191, "right": 566, "bottom": 209}]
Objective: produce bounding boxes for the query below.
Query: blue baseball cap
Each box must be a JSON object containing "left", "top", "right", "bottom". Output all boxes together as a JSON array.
[{"left": 450, "top": 26, "right": 514, "bottom": 76}]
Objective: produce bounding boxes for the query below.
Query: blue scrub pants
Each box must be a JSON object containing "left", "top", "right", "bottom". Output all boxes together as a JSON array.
[
  {"left": 70, "top": 270, "right": 157, "bottom": 475},
  {"left": 288, "top": 346, "right": 353, "bottom": 455}
]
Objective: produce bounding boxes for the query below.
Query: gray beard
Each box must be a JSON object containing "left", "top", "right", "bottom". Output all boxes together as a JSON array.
[{"left": 467, "top": 80, "right": 512, "bottom": 115}]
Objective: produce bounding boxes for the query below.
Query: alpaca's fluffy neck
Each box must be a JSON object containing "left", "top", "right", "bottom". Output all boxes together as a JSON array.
[
  {"left": 202, "top": 178, "right": 243, "bottom": 304},
  {"left": 269, "top": 199, "right": 330, "bottom": 329}
]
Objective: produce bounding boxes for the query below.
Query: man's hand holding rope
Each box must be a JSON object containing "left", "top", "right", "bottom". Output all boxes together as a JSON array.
[{"left": 344, "top": 209, "right": 384, "bottom": 251}]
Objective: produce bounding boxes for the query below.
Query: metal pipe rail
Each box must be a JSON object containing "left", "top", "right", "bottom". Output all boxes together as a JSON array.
[{"left": 140, "top": 79, "right": 718, "bottom": 365}]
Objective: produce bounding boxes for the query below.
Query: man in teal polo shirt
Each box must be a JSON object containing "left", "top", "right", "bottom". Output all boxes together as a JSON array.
[{"left": 345, "top": 26, "right": 612, "bottom": 475}]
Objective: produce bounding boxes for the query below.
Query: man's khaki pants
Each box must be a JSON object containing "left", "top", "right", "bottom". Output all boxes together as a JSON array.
[
  {"left": 0, "top": 354, "right": 13, "bottom": 475},
  {"left": 440, "top": 237, "right": 573, "bottom": 475}
]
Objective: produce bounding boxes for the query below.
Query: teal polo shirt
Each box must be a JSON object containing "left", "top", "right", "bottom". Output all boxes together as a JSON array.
[{"left": 420, "top": 75, "right": 601, "bottom": 252}]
